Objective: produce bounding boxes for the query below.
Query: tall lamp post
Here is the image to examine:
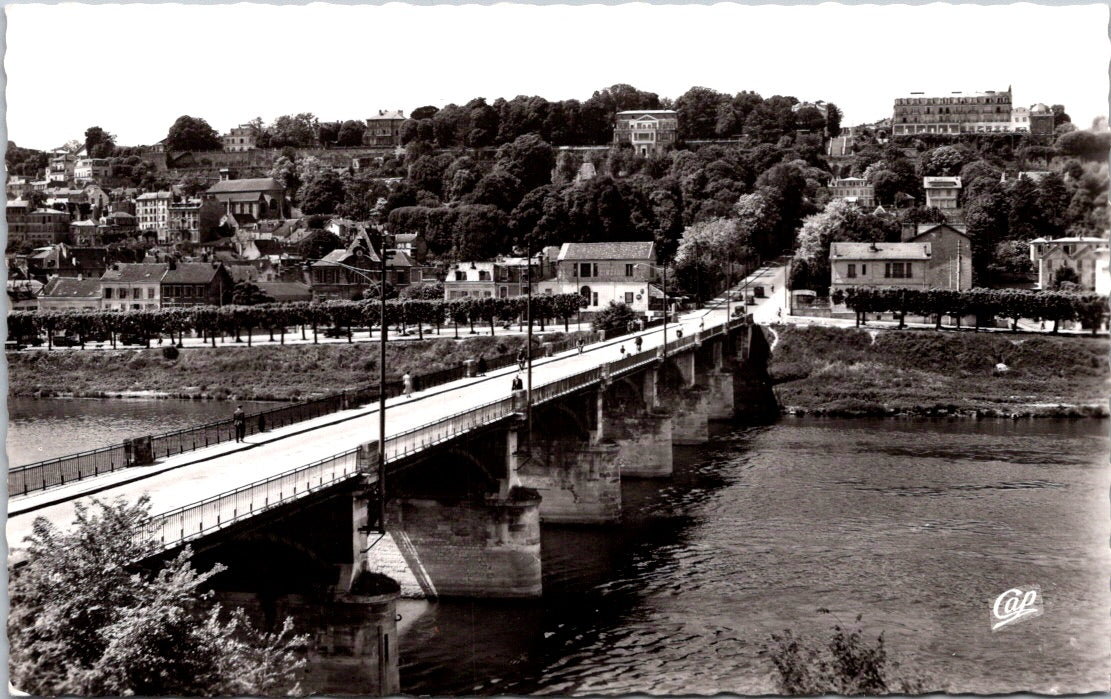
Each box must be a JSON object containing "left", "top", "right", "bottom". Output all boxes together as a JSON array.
[
  {"left": 636, "top": 259, "right": 668, "bottom": 359},
  {"left": 307, "top": 240, "right": 389, "bottom": 533}
]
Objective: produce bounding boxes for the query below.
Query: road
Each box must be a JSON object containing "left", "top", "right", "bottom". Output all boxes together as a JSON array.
[{"left": 7, "top": 267, "right": 785, "bottom": 549}]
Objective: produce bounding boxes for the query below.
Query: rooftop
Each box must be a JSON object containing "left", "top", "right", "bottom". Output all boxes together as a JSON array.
[
  {"left": 558, "top": 241, "right": 656, "bottom": 262},
  {"left": 101, "top": 262, "right": 169, "bottom": 283},
  {"left": 207, "top": 178, "right": 285, "bottom": 194},
  {"left": 41, "top": 277, "right": 102, "bottom": 299},
  {"left": 831, "top": 242, "right": 932, "bottom": 261},
  {"left": 162, "top": 262, "right": 223, "bottom": 284}
]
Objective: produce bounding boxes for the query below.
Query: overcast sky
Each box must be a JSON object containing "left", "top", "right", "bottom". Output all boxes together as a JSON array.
[{"left": 5, "top": 2, "right": 1108, "bottom": 150}]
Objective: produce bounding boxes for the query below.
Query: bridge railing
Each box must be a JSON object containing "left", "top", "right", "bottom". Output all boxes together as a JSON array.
[
  {"left": 144, "top": 448, "right": 361, "bottom": 549},
  {"left": 10, "top": 344, "right": 535, "bottom": 498},
  {"left": 8, "top": 444, "right": 130, "bottom": 496},
  {"left": 134, "top": 317, "right": 749, "bottom": 550}
]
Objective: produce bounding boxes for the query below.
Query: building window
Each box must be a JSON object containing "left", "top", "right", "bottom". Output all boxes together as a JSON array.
[
  {"left": 884, "top": 262, "right": 913, "bottom": 279},
  {"left": 847, "top": 264, "right": 856, "bottom": 279},
  {"left": 625, "top": 292, "right": 635, "bottom": 304},
  {"left": 119, "top": 288, "right": 128, "bottom": 299},
  {"left": 625, "top": 263, "right": 635, "bottom": 277},
  {"left": 104, "top": 288, "right": 113, "bottom": 299},
  {"left": 578, "top": 263, "right": 595, "bottom": 278},
  {"left": 861, "top": 264, "right": 867, "bottom": 276},
  {"left": 455, "top": 271, "right": 466, "bottom": 281},
  {"left": 147, "top": 288, "right": 155, "bottom": 299},
  {"left": 479, "top": 271, "right": 491, "bottom": 281}
]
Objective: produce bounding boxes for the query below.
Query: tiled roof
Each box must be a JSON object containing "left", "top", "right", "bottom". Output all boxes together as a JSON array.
[
  {"left": 558, "top": 241, "right": 656, "bottom": 262},
  {"left": 42, "top": 277, "right": 102, "bottom": 298},
  {"left": 207, "top": 178, "right": 284, "bottom": 194},
  {"left": 162, "top": 262, "right": 222, "bottom": 284},
  {"left": 923, "top": 176, "right": 962, "bottom": 188},
  {"left": 367, "top": 110, "right": 405, "bottom": 121},
  {"left": 101, "top": 263, "right": 169, "bottom": 283},
  {"left": 136, "top": 191, "right": 173, "bottom": 201},
  {"left": 831, "top": 242, "right": 932, "bottom": 261}
]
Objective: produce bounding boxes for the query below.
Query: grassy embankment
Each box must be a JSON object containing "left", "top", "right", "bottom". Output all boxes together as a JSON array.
[
  {"left": 9, "top": 333, "right": 583, "bottom": 402},
  {"left": 767, "top": 325, "right": 1109, "bottom": 417}
]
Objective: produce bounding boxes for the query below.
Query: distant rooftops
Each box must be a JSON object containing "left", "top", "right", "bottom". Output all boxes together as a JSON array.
[{"left": 923, "top": 176, "right": 963, "bottom": 189}]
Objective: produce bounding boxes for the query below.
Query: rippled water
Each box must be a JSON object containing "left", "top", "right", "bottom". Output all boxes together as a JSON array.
[
  {"left": 399, "top": 418, "right": 1110, "bottom": 695},
  {"left": 6, "top": 397, "right": 277, "bottom": 466}
]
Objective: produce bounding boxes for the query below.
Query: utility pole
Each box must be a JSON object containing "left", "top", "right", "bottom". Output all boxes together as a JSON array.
[
  {"left": 525, "top": 242, "right": 533, "bottom": 449},
  {"left": 377, "top": 229, "right": 388, "bottom": 533}
]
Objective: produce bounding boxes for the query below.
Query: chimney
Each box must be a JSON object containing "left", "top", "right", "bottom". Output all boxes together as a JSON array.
[
  {"left": 168, "top": 258, "right": 177, "bottom": 270},
  {"left": 219, "top": 168, "right": 232, "bottom": 182}
]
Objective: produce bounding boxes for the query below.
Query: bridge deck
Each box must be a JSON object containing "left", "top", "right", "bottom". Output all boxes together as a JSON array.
[{"left": 7, "top": 265, "right": 786, "bottom": 553}]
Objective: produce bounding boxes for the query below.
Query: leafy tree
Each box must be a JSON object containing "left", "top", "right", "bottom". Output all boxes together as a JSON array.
[
  {"left": 465, "top": 98, "right": 500, "bottom": 147},
  {"left": 409, "top": 153, "right": 455, "bottom": 199},
  {"left": 1055, "top": 129, "right": 1111, "bottom": 160},
  {"left": 165, "top": 116, "right": 222, "bottom": 152},
  {"left": 794, "top": 106, "right": 826, "bottom": 134},
  {"left": 922, "top": 145, "right": 972, "bottom": 176},
  {"left": 825, "top": 103, "right": 843, "bottom": 138},
  {"left": 495, "top": 133, "right": 555, "bottom": 192},
  {"left": 231, "top": 281, "right": 274, "bottom": 306},
  {"left": 471, "top": 170, "right": 524, "bottom": 212},
  {"left": 676, "top": 86, "right": 728, "bottom": 140},
  {"left": 591, "top": 301, "right": 638, "bottom": 333},
  {"left": 9, "top": 496, "right": 306, "bottom": 696},
  {"left": 337, "top": 120, "right": 367, "bottom": 147},
  {"left": 298, "top": 229, "right": 342, "bottom": 262},
  {"left": 317, "top": 121, "right": 340, "bottom": 146},
  {"left": 84, "top": 126, "right": 116, "bottom": 158},
  {"left": 411, "top": 105, "right": 439, "bottom": 121},
  {"left": 400, "top": 282, "right": 444, "bottom": 300},
  {"left": 1052, "top": 264, "right": 1080, "bottom": 289},
  {"left": 299, "top": 170, "right": 346, "bottom": 215},
  {"left": 1051, "top": 104, "right": 1071, "bottom": 127},
  {"left": 269, "top": 113, "right": 319, "bottom": 148}
]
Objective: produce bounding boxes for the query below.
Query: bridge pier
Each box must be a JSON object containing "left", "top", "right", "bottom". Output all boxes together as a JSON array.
[
  {"left": 379, "top": 492, "right": 542, "bottom": 598},
  {"left": 600, "top": 373, "right": 674, "bottom": 478}
]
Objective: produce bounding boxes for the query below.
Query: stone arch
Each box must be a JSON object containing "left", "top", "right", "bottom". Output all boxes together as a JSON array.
[
  {"left": 657, "top": 359, "right": 687, "bottom": 401},
  {"left": 390, "top": 445, "right": 498, "bottom": 498},
  {"left": 605, "top": 376, "right": 643, "bottom": 415},
  {"left": 535, "top": 401, "right": 591, "bottom": 442}
]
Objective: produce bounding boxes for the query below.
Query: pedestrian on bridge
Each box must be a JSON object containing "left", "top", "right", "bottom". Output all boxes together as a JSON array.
[
  {"left": 477, "top": 355, "right": 488, "bottom": 376},
  {"left": 619, "top": 344, "right": 627, "bottom": 358},
  {"left": 635, "top": 336, "right": 643, "bottom": 353},
  {"left": 511, "top": 374, "right": 523, "bottom": 391},
  {"left": 516, "top": 347, "right": 526, "bottom": 371},
  {"left": 577, "top": 338, "right": 585, "bottom": 354},
  {"left": 403, "top": 372, "right": 414, "bottom": 398},
  {"left": 233, "top": 406, "right": 246, "bottom": 442}
]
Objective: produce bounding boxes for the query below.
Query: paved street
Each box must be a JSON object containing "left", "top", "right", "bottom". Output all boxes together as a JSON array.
[{"left": 8, "top": 268, "right": 783, "bottom": 549}]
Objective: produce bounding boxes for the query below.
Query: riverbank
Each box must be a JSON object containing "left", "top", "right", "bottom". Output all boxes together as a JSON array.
[
  {"left": 8, "top": 333, "right": 584, "bottom": 401},
  {"left": 767, "top": 325, "right": 1110, "bottom": 418}
]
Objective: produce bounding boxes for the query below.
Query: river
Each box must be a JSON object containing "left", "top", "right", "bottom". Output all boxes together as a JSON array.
[
  {"left": 7, "top": 401, "right": 1108, "bottom": 693},
  {"left": 6, "top": 397, "right": 277, "bottom": 466}
]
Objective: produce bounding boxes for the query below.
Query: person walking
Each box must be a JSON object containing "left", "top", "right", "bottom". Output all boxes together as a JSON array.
[
  {"left": 233, "top": 406, "right": 246, "bottom": 443},
  {"left": 477, "top": 354, "right": 488, "bottom": 376},
  {"left": 635, "top": 336, "right": 643, "bottom": 353},
  {"left": 511, "top": 374, "right": 523, "bottom": 391},
  {"left": 619, "top": 344, "right": 626, "bottom": 358},
  {"left": 516, "top": 347, "right": 526, "bottom": 371},
  {"left": 577, "top": 337, "right": 585, "bottom": 354},
  {"left": 402, "top": 371, "right": 414, "bottom": 398}
]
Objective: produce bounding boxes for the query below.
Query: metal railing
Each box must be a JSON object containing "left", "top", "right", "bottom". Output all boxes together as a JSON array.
[
  {"left": 8, "top": 444, "right": 130, "bottom": 496},
  {"left": 144, "top": 449, "right": 361, "bottom": 548},
  {"left": 138, "top": 315, "right": 749, "bottom": 551},
  {"left": 10, "top": 346, "right": 525, "bottom": 497}
]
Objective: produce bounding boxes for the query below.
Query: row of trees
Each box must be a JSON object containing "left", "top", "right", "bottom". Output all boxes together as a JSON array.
[
  {"left": 398, "top": 85, "right": 842, "bottom": 149},
  {"left": 837, "top": 287, "right": 1108, "bottom": 335},
  {"left": 9, "top": 293, "right": 588, "bottom": 349}
]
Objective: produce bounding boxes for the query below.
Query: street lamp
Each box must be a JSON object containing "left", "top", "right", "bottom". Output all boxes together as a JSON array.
[
  {"left": 635, "top": 259, "right": 669, "bottom": 359},
  {"left": 510, "top": 244, "right": 536, "bottom": 448},
  {"left": 307, "top": 235, "right": 389, "bottom": 533}
]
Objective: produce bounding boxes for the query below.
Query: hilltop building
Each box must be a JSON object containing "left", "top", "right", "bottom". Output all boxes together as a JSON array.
[{"left": 613, "top": 110, "right": 679, "bottom": 157}]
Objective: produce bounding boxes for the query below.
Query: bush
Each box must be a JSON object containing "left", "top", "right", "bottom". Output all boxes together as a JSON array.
[
  {"left": 591, "top": 301, "right": 638, "bottom": 334},
  {"left": 764, "top": 614, "right": 930, "bottom": 695},
  {"left": 161, "top": 345, "right": 180, "bottom": 360}
]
